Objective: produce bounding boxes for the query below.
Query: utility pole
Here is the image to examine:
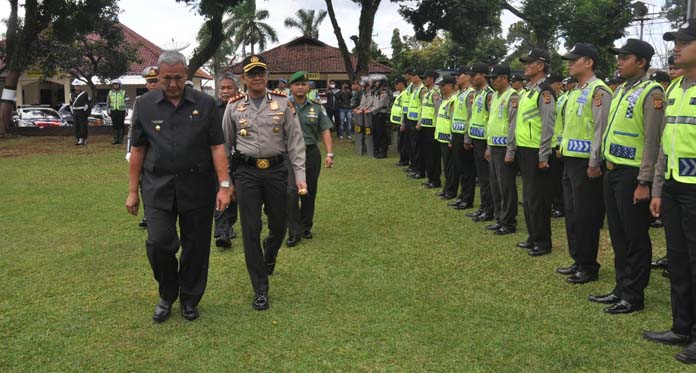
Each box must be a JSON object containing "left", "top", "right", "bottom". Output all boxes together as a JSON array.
[{"left": 689, "top": 0, "right": 696, "bottom": 20}]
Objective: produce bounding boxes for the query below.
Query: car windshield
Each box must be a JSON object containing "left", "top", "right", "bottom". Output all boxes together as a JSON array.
[{"left": 21, "top": 109, "right": 61, "bottom": 120}]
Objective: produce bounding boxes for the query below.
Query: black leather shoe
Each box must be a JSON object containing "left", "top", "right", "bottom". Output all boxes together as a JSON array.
[
  {"left": 453, "top": 202, "right": 473, "bottom": 210},
  {"left": 153, "top": 299, "right": 172, "bottom": 323},
  {"left": 473, "top": 213, "right": 494, "bottom": 222},
  {"left": 138, "top": 217, "right": 148, "bottom": 228},
  {"left": 395, "top": 162, "right": 409, "bottom": 167},
  {"left": 517, "top": 241, "right": 534, "bottom": 249},
  {"left": 643, "top": 330, "right": 690, "bottom": 346},
  {"left": 588, "top": 292, "right": 620, "bottom": 304},
  {"left": 650, "top": 218, "right": 664, "bottom": 228},
  {"left": 603, "top": 300, "right": 643, "bottom": 314},
  {"left": 551, "top": 209, "right": 564, "bottom": 218},
  {"left": 215, "top": 235, "right": 231, "bottom": 249},
  {"left": 485, "top": 223, "right": 502, "bottom": 231},
  {"left": 494, "top": 226, "right": 516, "bottom": 235},
  {"left": 286, "top": 235, "right": 301, "bottom": 247},
  {"left": 567, "top": 271, "right": 598, "bottom": 284},
  {"left": 651, "top": 256, "right": 669, "bottom": 269},
  {"left": 677, "top": 342, "right": 696, "bottom": 364},
  {"left": 422, "top": 182, "right": 440, "bottom": 189},
  {"left": 556, "top": 264, "right": 578, "bottom": 275},
  {"left": 466, "top": 209, "right": 483, "bottom": 218},
  {"left": 253, "top": 292, "right": 269, "bottom": 311},
  {"left": 409, "top": 173, "right": 425, "bottom": 179},
  {"left": 529, "top": 246, "right": 551, "bottom": 257},
  {"left": 181, "top": 304, "right": 199, "bottom": 321},
  {"left": 403, "top": 167, "right": 415, "bottom": 173},
  {"left": 229, "top": 229, "right": 237, "bottom": 239},
  {"left": 302, "top": 230, "right": 313, "bottom": 239},
  {"left": 440, "top": 194, "right": 456, "bottom": 200},
  {"left": 266, "top": 261, "right": 276, "bottom": 275},
  {"left": 448, "top": 199, "right": 463, "bottom": 207},
  {"left": 663, "top": 269, "right": 670, "bottom": 278}
]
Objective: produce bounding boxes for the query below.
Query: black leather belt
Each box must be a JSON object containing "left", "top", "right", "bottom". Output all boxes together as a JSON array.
[{"left": 236, "top": 154, "right": 284, "bottom": 169}]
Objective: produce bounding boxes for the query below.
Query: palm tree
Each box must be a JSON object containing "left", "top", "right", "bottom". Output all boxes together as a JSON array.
[
  {"left": 224, "top": 0, "right": 278, "bottom": 56},
  {"left": 283, "top": 9, "right": 328, "bottom": 39}
]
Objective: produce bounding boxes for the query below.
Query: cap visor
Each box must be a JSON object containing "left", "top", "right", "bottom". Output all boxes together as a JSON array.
[
  {"left": 243, "top": 63, "right": 268, "bottom": 73},
  {"left": 608, "top": 47, "right": 624, "bottom": 55},
  {"left": 519, "top": 56, "right": 535, "bottom": 63},
  {"left": 561, "top": 53, "right": 581, "bottom": 61},
  {"left": 664, "top": 29, "right": 696, "bottom": 42}
]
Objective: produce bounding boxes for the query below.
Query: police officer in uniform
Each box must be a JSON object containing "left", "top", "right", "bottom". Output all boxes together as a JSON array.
[
  {"left": 434, "top": 75, "right": 459, "bottom": 199},
  {"left": 586, "top": 39, "right": 663, "bottom": 314},
  {"left": 71, "top": 84, "right": 90, "bottom": 145},
  {"left": 214, "top": 73, "right": 240, "bottom": 249},
  {"left": 448, "top": 66, "right": 478, "bottom": 209},
  {"left": 511, "top": 74, "right": 527, "bottom": 94},
  {"left": 515, "top": 49, "right": 556, "bottom": 256},
  {"left": 644, "top": 21, "right": 696, "bottom": 363},
  {"left": 277, "top": 79, "right": 290, "bottom": 96},
  {"left": 405, "top": 69, "right": 426, "bottom": 179},
  {"left": 549, "top": 73, "right": 567, "bottom": 219},
  {"left": 557, "top": 43, "right": 612, "bottom": 284},
  {"left": 390, "top": 76, "right": 409, "bottom": 166},
  {"left": 125, "top": 51, "right": 231, "bottom": 322},
  {"left": 222, "top": 55, "right": 306, "bottom": 311},
  {"left": 467, "top": 63, "right": 495, "bottom": 222},
  {"left": 285, "top": 71, "right": 334, "bottom": 247},
  {"left": 419, "top": 71, "right": 443, "bottom": 188},
  {"left": 368, "top": 76, "right": 392, "bottom": 158},
  {"left": 484, "top": 64, "right": 519, "bottom": 235},
  {"left": 107, "top": 79, "right": 129, "bottom": 144}
]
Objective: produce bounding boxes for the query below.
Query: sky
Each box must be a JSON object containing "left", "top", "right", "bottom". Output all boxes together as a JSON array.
[{"left": 0, "top": 0, "right": 677, "bottom": 68}]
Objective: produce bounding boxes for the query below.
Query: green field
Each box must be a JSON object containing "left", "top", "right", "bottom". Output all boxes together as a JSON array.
[{"left": 0, "top": 135, "right": 688, "bottom": 371}]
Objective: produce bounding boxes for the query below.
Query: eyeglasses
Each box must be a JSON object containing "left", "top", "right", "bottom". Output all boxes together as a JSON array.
[{"left": 245, "top": 71, "right": 267, "bottom": 78}]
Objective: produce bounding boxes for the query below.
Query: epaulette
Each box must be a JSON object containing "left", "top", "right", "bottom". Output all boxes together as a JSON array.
[
  {"left": 538, "top": 81, "right": 555, "bottom": 96},
  {"left": 228, "top": 93, "right": 245, "bottom": 104},
  {"left": 270, "top": 90, "right": 287, "bottom": 97},
  {"left": 310, "top": 99, "right": 322, "bottom": 105}
]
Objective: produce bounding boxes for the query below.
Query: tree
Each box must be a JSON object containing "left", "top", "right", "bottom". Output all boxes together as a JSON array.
[
  {"left": 197, "top": 21, "right": 237, "bottom": 96},
  {"left": 663, "top": 0, "right": 686, "bottom": 28},
  {"left": 325, "top": 0, "right": 382, "bottom": 81},
  {"left": 224, "top": 0, "right": 278, "bottom": 56},
  {"left": 284, "top": 9, "right": 328, "bottom": 39},
  {"left": 390, "top": 28, "right": 405, "bottom": 62},
  {"left": 0, "top": 0, "right": 121, "bottom": 137}
]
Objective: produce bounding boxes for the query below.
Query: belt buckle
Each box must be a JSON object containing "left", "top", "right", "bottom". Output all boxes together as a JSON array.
[
  {"left": 606, "top": 161, "right": 615, "bottom": 171},
  {"left": 256, "top": 158, "right": 270, "bottom": 169}
]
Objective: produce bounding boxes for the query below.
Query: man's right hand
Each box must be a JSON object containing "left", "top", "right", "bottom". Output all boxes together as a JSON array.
[
  {"left": 484, "top": 148, "right": 490, "bottom": 161},
  {"left": 126, "top": 192, "right": 140, "bottom": 216},
  {"left": 650, "top": 197, "right": 662, "bottom": 218}
]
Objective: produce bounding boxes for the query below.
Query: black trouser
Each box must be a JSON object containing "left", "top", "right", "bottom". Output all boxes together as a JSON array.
[
  {"left": 398, "top": 126, "right": 410, "bottom": 164},
  {"left": 373, "top": 113, "right": 389, "bottom": 158},
  {"left": 420, "top": 126, "right": 441, "bottom": 185},
  {"left": 473, "top": 138, "right": 493, "bottom": 215},
  {"left": 440, "top": 142, "right": 457, "bottom": 196},
  {"left": 145, "top": 202, "right": 214, "bottom": 307},
  {"left": 550, "top": 147, "right": 564, "bottom": 211},
  {"left": 288, "top": 145, "right": 321, "bottom": 235},
  {"left": 405, "top": 119, "right": 423, "bottom": 174},
  {"left": 233, "top": 162, "right": 288, "bottom": 294},
  {"left": 661, "top": 180, "right": 696, "bottom": 337},
  {"left": 451, "top": 133, "right": 476, "bottom": 204},
  {"left": 489, "top": 146, "right": 518, "bottom": 228},
  {"left": 110, "top": 110, "right": 126, "bottom": 143},
  {"left": 603, "top": 166, "right": 652, "bottom": 305},
  {"left": 518, "top": 147, "right": 553, "bottom": 250},
  {"left": 74, "top": 110, "right": 89, "bottom": 140},
  {"left": 563, "top": 157, "right": 604, "bottom": 273}
]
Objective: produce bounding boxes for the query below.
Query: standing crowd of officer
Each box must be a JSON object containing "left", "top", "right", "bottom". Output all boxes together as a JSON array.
[{"left": 378, "top": 24, "right": 696, "bottom": 364}]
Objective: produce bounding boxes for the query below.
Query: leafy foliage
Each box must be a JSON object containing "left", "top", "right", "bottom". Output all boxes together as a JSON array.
[
  {"left": 284, "top": 9, "right": 328, "bottom": 39},
  {"left": 224, "top": 0, "right": 278, "bottom": 56}
]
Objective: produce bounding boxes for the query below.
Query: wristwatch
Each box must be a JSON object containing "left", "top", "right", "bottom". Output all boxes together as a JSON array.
[
  {"left": 220, "top": 180, "right": 231, "bottom": 188},
  {"left": 638, "top": 180, "right": 649, "bottom": 186},
  {"left": 327, "top": 153, "right": 335, "bottom": 158}
]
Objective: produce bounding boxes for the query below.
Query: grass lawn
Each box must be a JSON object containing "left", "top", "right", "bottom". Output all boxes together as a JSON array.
[{"left": 0, "top": 134, "right": 688, "bottom": 371}]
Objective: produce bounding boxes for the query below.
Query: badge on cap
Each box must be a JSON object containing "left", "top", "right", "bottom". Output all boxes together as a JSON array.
[{"left": 270, "top": 101, "right": 279, "bottom": 111}]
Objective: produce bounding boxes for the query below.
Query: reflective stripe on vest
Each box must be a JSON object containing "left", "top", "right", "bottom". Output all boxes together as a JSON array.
[
  {"left": 407, "top": 84, "right": 425, "bottom": 121},
  {"left": 109, "top": 90, "right": 126, "bottom": 111},
  {"left": 469, "top": 86, "right": 493, "bottom": 140},
  {"left": 602, "top": 80, "right": 661, "bottom": 167},
  {"left": 420, "top": 87, "right": 439, "bottom": 127},
  {"left": 663, "top": 76, "right": 696, "bottom": 183},
  {"left": 487, "top": 88, "right": 515, "bottom": 147},
  {"left": 390, "top": 90, "right": 407, "bottom": 124},
  {"left": 515, "top": 88, "right": 543, "bottom": 148},
  {"left": 452, "top": 88, "right": 474, "bottom": 134},
  {"left": 435, "top": 94, "right": 457, "bottom": 143},
  {"left": 561, "top": 79, "right": 610, "bottom": 158}
]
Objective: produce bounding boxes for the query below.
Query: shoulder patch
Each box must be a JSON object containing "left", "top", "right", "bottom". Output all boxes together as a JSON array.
[
  {"left": 653, "top": 92, "right": 665, "bottom": 110},
  {"left": 593, "top": 91, "right": 604, "bottom": 107},
  {"left": 310, "top": 99, "right": 322, "bottom": 105},
  {"left": 543, "top": 91, "right": 552, "bottom": 104},
  {"left": 511, "top": 96, "right": 519, "bottom": 109},
  {"left": 468, "top": 94, "right": 475, "bottom": 105},
  {"left": 270, "top": 90, "right": 287, "bottom": 97},
  {"left": 287, "top": 101, "right": 296, "bottom": 115},
  {"left": 229, "top": 94, "right": 244, "bottom": 103}
]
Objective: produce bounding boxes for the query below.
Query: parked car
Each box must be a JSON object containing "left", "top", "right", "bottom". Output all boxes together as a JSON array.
[
  {"left": 13, "top": 106, "right": 68, "bottom": 128},
  {"left": 89, "top": 102, "right": 112, "bottom": 126},
  {"left": 58, "top": 104, "right": 74, "bottom": 125}
]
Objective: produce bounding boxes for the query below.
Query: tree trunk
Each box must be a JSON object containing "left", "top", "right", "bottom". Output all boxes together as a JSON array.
[
  {"left": 0, "top": 70, "right": 20, "bottom": 137},
  {"left": 325, "top": 0, "right": 356, "bottom": 82},
  {"left": 188, "top": 13, "right": 224, "bottom": 80},
  {"left": 355, "top": 0, "right": 381, "bottom": 78}
]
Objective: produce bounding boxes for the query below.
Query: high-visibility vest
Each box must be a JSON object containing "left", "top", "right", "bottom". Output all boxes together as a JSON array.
[
  {"left": 435, "top": 93, "right": 458, "bottom": 143},
  {"left": 516, "top": 86, "right": 553, "bottom": 149},
  {"left": 469, "top": 86, "right": 493, "bottom": 140},
  {"left": 419, "top": 87, "right": 440, "bottom": 127},
  {"left": 452, "top": 87, "right": 474, "bottom": 134},
  {"left": 109, "top": 90, "right": 126, "bottom": 111},
  {"left": 402, "top": 83, "right": 412, "bottom": 115},
  {"left": 487, "top": 88, "right": 515, "bottom": 147},
  {"left": 602, "top": 79, "right": 662, "bottom": 168},
  {"left": 390, "top": 90, "right": 408, "bottom": 124},
  {"left": 662, "top": 76, "right": 696, "bottom": 183},
  {"left": 554, "top": 92, "right": 568, "bottom": 147},
  {"left": 406, "top": 84, "right": 425, "bottom": 122},
  {"left": 561, "top": 79, "right": 611, "bottom": 158}
]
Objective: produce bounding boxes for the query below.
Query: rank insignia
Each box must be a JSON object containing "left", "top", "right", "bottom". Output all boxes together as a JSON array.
[
  {"left": 270, "top": 101, "right": 279, "bottom": 111},
  {"left": 238, "top": 104, "right": 247, "bottom": 112},
  {"left": 155, "top": 125, "right": 161, "bottom": 132},
  {"left": 239, "top": 119, "right": 248, "bottom": 127},
  {"left": 273, "top": 126, "right": 280, "bottom": 134},
  {"left": 239, "top": 129, "right": 248, "bottom": 137}
]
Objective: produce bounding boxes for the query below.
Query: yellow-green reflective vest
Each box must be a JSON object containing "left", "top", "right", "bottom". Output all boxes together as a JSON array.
[
  {"left": 420, "top": 87, "right": 439, "bottom": 127},
  {"left": 487, "top": 88, "right": 515, "bottom": 146},
  {"left": 554, "top": 92, "right": 568, "bottom": 147},
  {"left": 452, "top": 87, "right": 474, "bottom": 134},
  {"left": 561, "top": 79, "right": 610, "bottom": 158},
  {"left": 109, "top": 90, "right": 126, "bottom": 111},
  {"left": 402, "top": 83, "right": 412, "bottom": 114},
  {"left": 663, "top": 76, "right": 696, "bottom": 183},
  {"left": 390, "top": 90, "right": 407, "bottom": 124},
  {"left": 469, "top": 86, "right": 493, "bottom": 140},
  {"left": 515, "top": 88, "right": 544, "bottom": 148},
  {"left": 308, "top": 89, "right": 319, "bottom": 101},
  {"left": 407, "top": 84, "right": 425, "bottom": 121},
  {"left": 435, "top": 93, "right": 458, "bottom": 143},
  {"left": 602, "top": 79, "right": 662, "bottom": 168}
]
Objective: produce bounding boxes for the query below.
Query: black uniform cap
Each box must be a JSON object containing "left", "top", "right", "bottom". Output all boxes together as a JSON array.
[
  {"left": 609, "top": 38, "right": 655, "bottom": 60},
  {"left": 664, "top": 19, "right": 696, "bottom": 41},
  {"left": 242, "top": 55, "right": 268, "bottom": 73},
  {"left": 486, "top": 64, "right": 511, "bottom": 78},
  {"left": 439, "top": 75, "right": 457, "bottom": 86},
  {"left": 519, "top": 48, "right": 550, "bottom": 63},
  {"left": 562, "top": 43, "right": 600, "bottom": 64},
  {"left": 650, "top": 70, "right": 671, "bottom": 84},
  {"left": 468, "top": 63, "right": 489, "bottom": 75}
]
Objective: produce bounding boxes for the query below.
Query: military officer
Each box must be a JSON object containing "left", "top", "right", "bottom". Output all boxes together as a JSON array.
[
  {"left": 125, "top": 51, "right": 231, "bottom": 322},
  {"left": 644, "top": 21, "right": 696, "bottom": 363},
  {"left": 434, "top": 75, "right": 459, "bottom": 200},
  {"left": 107, "top": 79, "right": 129, "bottom": 144},
  {"left": 222, "top": 55, "right": 306, "bottom": 311},
  {"left": 214, "top": 73, "right": 240, "bottom": 249},
  {"left": 584, "top": 39, "right": 663, "bottom": 315},
  {"left": 71, "top": 84, "right": 90, "bottom": 145},
  {"left": 514, "top": 48, "right": 556, "bottom": 256},
  {"left": 467, "top": 63, "right": 495, "bottom": 222},
  {"left": 448, "top": 66, "right": 478, "bottom": 210},
  {"left": 419, "top": 70, "right": 443, "bottom": 188},
  {"left": 286, "top": 71, "right": 334, "bottom": 247},
  {"left": 557, "top": 43, "right": 612, "bottom": 284}
]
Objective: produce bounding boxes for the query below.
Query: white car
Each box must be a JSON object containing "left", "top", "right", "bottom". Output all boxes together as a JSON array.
[{"left": 13, "top": 106, "right": 68, "bottom": 128}]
